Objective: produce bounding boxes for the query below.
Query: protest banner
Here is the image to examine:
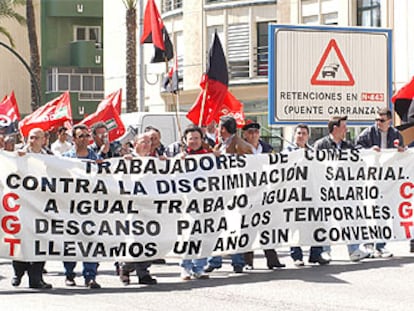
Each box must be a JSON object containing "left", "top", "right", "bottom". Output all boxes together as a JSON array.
[{"left": 0, "top": 149, "right": 413, "bottom": 261}]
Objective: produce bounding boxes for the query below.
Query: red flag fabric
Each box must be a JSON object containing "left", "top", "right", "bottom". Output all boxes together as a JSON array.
[
  {"left": 392, "top": 77, "right": 414, "bottom": 104},
  {"left": 97, "top": 89, "right": 122, "bottom": 114},
  {"left": 141, "top": 0, "right": 173, "bottom": 63},
  {"left": 141, "top": 0, "right": 165, "bottom": 50},
  {"left": 0, "top": 91, "right": 21, "bottom": 134},
  {"left": 187, "top": 32, "right": 244, "bottom": 126},
  {"left": 19, "top": 91, "right": 72, "bottom": 137},
  {"left": 392, "top": 77, "right": 414, "bottom": 125},
  {"left": 80, "top": 93, "right": 125, "bottom": 141},
  {"left": 220, "top": 92, "right": 245, "bottom": 127}
]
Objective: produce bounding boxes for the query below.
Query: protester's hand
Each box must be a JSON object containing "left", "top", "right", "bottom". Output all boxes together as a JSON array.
[
  {"left": 123, "top": 154, "right": 134, "bottom": 160},
  {"left": 101, "top": 142, "right": 110, "bottom": 154},
  {"left": 213, "top": 149, "right": 221, "bottom": 157},
  {"left": 158, "top": 155, "right": 167, "bottom": 161},
  {"left": 17, "top": 150, "right": 26, "bottom": 157},
  {"left": 397, "top": 146, "right": 406, "bottom": 152},
  {"left": 371, "top": 146, "right": 381, "bottom": 152}
]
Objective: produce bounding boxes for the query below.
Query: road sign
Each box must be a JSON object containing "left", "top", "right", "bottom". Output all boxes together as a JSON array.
[
  {"left": 310, "top": 39, "right": 355, "bottom": 86},
  {"left": 268, "top": 25, "right": 392, "bottom": 125}
]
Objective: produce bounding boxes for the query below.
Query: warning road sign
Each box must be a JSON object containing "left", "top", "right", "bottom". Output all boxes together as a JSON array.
[
  {"left": 268, "top": 25, "right": 392, "bottom": 125},
  {"left": 310, "top": 39, "right": 355, "bottom": 86}
]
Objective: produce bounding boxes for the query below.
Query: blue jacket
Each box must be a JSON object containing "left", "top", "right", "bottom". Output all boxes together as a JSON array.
[{"left": 355, "top": 125, "right": 403, "bottom": 149}]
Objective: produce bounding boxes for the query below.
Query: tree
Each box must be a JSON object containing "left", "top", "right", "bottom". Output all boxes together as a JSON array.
[
  {"left": 123, "top": 0, "right": 138, "bottom": 112},
  {"left": 26, "top": 0, "right": 41, "bottom": 110},
  {"left": 0, "top": 0, "right": 26, "bottom": 48}
]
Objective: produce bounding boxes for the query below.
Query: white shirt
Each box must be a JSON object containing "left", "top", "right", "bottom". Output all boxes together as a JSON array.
[{"left": 51, "top": 140, "right": 72, "bottom": 156}]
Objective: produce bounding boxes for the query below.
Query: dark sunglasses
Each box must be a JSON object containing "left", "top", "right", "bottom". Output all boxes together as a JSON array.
[
  {"left": 375, "top": 118, "right": 388, "bottom": 123},
  {"left": 77, "top": 134, "right": 91, "bottom": 138}
]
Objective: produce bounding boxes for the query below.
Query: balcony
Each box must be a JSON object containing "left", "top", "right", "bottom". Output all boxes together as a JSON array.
[
  {"left": 45, "top": 0, "right": 103, "bottom": 17},
  {"left": 70, "top": 41, "right": 103, "bottom": 68}
]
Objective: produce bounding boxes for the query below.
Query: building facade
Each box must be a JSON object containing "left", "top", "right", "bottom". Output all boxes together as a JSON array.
[
  {"left": 41, "top": 0, "right": 104, "bottom": 121},
  {"left": 0, "top": 0, "right": 104, "bottom": 121}
]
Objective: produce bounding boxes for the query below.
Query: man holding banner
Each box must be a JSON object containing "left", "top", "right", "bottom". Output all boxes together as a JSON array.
[
  {"left": 314, "top": 116, "right": 370, "bottom": 262},
  {"left": 62, "top": 124, "right": 102, "bottom": 289},
  {"left": 205, "top": 116, "right": 253, "bottom": 274},
  {"left": 12, "top": 128, "right": 52, "bottom": 289},
  {"left": 286, "top": 124, "right": 330, "bottom": 266},
  {"left": 355, "top": 107, "right": 405, "bottom": 258}
]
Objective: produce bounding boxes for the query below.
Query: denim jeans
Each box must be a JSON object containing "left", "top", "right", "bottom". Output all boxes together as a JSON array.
[
  {"left": 63, "top": 261, "right": 98, "bottom": 282},
  {"left": 290, "top": 247, "right": 303, "bottom": 260},
  {"left": 181, "top": 258, "right": 207, "bottom": 274},
  {"left": 207, "top": 253, "right": 245, "bottom": 268},
  {"left": 347, "top": 244, "right": 360, "bottom": 254}
]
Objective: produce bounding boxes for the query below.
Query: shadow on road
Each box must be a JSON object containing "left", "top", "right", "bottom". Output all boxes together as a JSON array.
[{"left": 0, "top": 255, "right": 413, "bottom": 296}]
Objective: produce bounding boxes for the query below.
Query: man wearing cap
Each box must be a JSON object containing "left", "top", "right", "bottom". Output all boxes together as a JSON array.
[
  {"left": 242, "top": 120, "right": 273, "bottom": 153},
  {"left": 242, "top": 120, "right": 285, "bottom": 270},
  {"left": 204, "top": 116, "right": 253, "bottom": 273},
  {"left": 314, "top": 116, "right": 370, "bottom": 263}
]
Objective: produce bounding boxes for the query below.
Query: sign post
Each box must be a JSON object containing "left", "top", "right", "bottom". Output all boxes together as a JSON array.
[{"left": 268, "top": 25, "right": 392, "bottom": 126}]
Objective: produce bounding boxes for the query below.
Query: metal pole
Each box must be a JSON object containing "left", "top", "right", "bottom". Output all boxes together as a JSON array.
[
  {"left": 0, "top": 41, "right": 41, "bottom": 108},
  {"left": 138, "top": 0, "right": 144, "bottom": 112}
]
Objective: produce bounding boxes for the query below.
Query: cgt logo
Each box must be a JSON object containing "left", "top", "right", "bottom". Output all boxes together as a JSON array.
[
  {"left": 1, "top": 192, "right": 22, "bottom": 256},
  {"left": 0, "top": 115, "right": 11, "bottom": 127},
  {"left": 398, "top": 182, "right": 414, "bottom": 238}
]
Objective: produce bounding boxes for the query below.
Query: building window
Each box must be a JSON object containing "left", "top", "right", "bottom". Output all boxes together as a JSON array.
[
  {"left": 257, "top": 21, "right": 275, "bottom": 77},
  {"left": 46, "top": 67, "right": 104, "bottom": 100},
  {"left": 74, "top": 26, "right": 102, "bottom": 47},
  {"left": 357, "top": 0, "right": 381, "bottom": 27},
  {"left": 301, "top": 0, "right": 338, "bottom": 25},
  {"left": 228, "top": 23, "right": 249, "bottom": 79},
  {"left": 161, "top": 0, "right": 182, "bottom": 13}
]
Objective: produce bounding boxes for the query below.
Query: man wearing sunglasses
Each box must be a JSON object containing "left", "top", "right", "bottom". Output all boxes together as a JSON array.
[
  {"left": 355, "top": 108, "right": 404, "bottom": 258},
  {"left": 62, "top": 124, "right": 102, "bottom": 289},
  {"left": 356, "top": 108, "right": 404, "bottom": 152}
]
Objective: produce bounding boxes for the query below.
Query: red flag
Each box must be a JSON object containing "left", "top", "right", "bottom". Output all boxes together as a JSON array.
[
  {"left": 19, "top": 91, "right": 72, "bottom": 137},
  {"left": 220, "top": 92, "right": 245, "bottom": 127},
  {"left": 140, "top": 0, "right": 173, "bottom": 63},
  {"left": 187, "top": 32, "right": 244, "bottom": 126},
  {"left": 392, "top": 77, "right": 414, "bottom": 125},
  {"left": 80, "top": 93, "right": 125, "bottom": 141},
  {"left": 97, "top": 89, "right": 122, "bottom": 114},
  {"left": 0, "top": 91, "right": 21, "bottom": 134}
]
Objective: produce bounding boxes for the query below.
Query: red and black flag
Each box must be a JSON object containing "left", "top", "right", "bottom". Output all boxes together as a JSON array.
[
  {"left": 140, "top": 0, "right": 173, "bottom": 63},
  {"left": 187, "top": 31, "right": 245, "bottom": 126},
  {"left": 162, "top": 56, "right": 179, "bottom": 93},
  {"left": 392, "top": 77, "right": 414, "bottom": 145},
  {"left": 392, "top": 77, "right": 414, "bottom": 129}
]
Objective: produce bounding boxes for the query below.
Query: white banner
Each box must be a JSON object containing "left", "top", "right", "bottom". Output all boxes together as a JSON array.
[{"left": 0, "top": 149, "right": 413, "bottom": 261}]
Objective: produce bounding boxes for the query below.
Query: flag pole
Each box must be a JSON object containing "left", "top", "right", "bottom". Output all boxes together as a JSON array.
[
  {"left": 166, "top": 56, "right": 184, "bottom": 149},
  {"left": 198, "top": 80, "right": 208, "bottom": 127}
]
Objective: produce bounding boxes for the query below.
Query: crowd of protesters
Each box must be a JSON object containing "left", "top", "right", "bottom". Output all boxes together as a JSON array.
[{"left": 0, "top": 108, "right": 411, "bottom": 289}]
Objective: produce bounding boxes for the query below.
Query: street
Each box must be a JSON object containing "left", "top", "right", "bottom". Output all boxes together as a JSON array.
[{"left": 0, "top": 242, "right": 413, "bottom": 311}]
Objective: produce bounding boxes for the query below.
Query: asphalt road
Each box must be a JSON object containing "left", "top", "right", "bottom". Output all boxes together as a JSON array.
[{"left": 0, "top": 242, "right": 413, "bottom": 311}]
